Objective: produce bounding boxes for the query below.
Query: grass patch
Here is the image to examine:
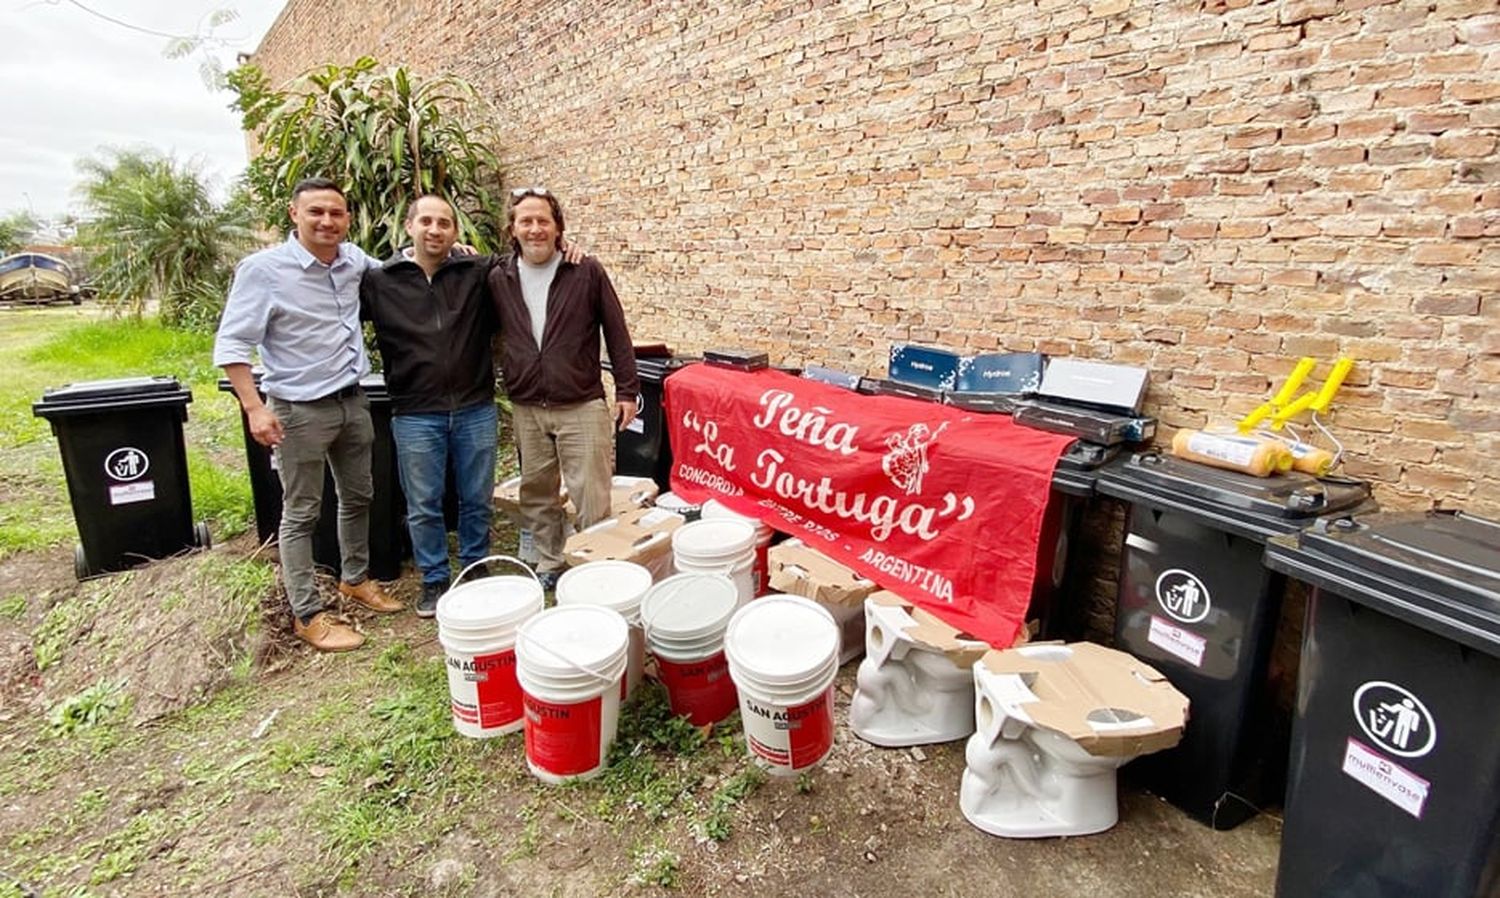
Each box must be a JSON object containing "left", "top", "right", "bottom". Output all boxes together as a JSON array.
[{"left": 0, "top": 311, "right": 252, "bottom": 555}]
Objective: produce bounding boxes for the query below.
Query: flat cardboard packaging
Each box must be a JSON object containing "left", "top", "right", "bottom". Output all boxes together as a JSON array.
[
  {"left": 866, "top": 590, "right": 1001, "bottom": 669},
  {"left": 494, "top": 475, "right": 658, "bottom": 525},
  {"left": 767, "top": 539, "right": 877, "bottom": 608},
  {"left": 564, "top": 506, "right": 684, "bottom": 570},
  {"left": 978, "top": 641, "right": 1189, "bottom": 758}
]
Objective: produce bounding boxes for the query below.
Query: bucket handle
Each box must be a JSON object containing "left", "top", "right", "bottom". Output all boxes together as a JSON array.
[
  {"left": 517, "top": 626, "right": 621, "bottom": 688},
  {"left": 454, "top": 554, "right": 541, "bottom": 591}
]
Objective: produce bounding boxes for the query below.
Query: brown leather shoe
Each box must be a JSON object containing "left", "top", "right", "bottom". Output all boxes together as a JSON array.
[
  {"left": 338, "top": 578, "right": 402, "bottom": 614},
  {"left": 293, "top": 612, "right": 365, "bottom": 652}
]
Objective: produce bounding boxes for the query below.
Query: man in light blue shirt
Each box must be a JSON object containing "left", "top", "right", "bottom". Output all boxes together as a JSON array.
[{"left": 214, "top": 177, "right": 402, "bottom": 652}]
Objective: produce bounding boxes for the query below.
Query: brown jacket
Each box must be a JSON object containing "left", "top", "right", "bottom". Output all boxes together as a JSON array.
[{"left": 488, "top": 254, "right": 639, "bottom": 406}]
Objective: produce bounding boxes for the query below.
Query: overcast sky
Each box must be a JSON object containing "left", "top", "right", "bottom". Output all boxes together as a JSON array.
[{"left": 0, "top": 0, "right": 286, "bottom": 221}]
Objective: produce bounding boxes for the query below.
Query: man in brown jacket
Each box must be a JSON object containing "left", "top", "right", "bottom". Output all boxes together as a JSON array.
[{"left": 488, "top": 188, "right": 638, "bottom": 588}]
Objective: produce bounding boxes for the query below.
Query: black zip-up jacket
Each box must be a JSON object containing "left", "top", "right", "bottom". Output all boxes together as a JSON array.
[
  {"left": 359, "top": 252, "right": 498, "bottom": 416},
  {"left": 488, "top": 254, "right": 639, "bottom": 406}
]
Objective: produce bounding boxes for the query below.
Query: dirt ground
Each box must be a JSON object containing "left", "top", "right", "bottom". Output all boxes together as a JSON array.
[{"left": 0, "top": 537, "right": 1281, "bottom": 898}]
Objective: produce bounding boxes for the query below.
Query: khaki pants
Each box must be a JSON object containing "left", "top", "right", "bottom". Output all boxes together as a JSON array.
[{"left": 512, "top": 399, "right": 614, "bottom": 573}]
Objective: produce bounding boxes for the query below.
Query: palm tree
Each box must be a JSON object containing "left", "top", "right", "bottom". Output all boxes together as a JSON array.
[{"left": 74, "top": 149, "right": 255, "bottom": 328}]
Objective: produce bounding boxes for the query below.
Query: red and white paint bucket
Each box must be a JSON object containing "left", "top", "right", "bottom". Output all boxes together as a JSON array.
[
  {"left": 555, "top": 560, "right": 654, "bottom": 702},
  {"left": 640, "top": 572, "right": 741, "bottom": 726},
  {"left": 672, "top": 518, "right": 758, "bottom": 606},
  {"left": 725, "top": 594, "right": 841, "bottom": 775},
  {"left": 515, "top": 605, "right": 629, "bottom": 784},
  {"left": 436, "top": 556, "right": 545, "bottom": 738},
  {"left": 702, "top": 499, "right": 775, "bottom": 596}
]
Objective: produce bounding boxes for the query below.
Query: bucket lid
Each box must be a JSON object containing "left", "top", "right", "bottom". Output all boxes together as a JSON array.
[
  {"left": 640, "top": 573, "right": 739, "bottom": 639},
  {"left": 673, "top": 518, "right": 757, "bottom": 560},
  {"left": 555, "top": 560, "right": 653, "bottom": 616},
  {"left": 437, "top": 575, "right": 544, "bottom": 630},
  {"left": 725, "top": 594, "right": 839, "bottom": 685},
  {"left": 1264, "top": 510, "right": 1500, "bottom": 658},
  {"left": 516, "top": 605, "right": 629, "bottom": 675},
  {"left": 656, "top": 492, "right": 702, "bottom": 513},
  {"left": 701, "top": 499, "right": 772, "bottom": 536}
]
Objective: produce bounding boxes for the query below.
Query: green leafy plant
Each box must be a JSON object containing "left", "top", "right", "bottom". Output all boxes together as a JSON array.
[
  {"left": 0, "top": 210, "right": 38, "bottom": 255},
  {"left": 697, "top": 766, "right": 766, "bottom": 842},
  {"left": 48, "top": 679, "right": 129, "bottom": 736},
  {"left": 72, "top": 149, "right": 255, "bottom": 328},
  {"left": 227, "top": 57, "right": 507, "bottom": 259}
]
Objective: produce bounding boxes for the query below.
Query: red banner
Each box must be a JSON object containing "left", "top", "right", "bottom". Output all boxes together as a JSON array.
[{"left": 665, "top": 365, "right": 1074, "bottom": 648}]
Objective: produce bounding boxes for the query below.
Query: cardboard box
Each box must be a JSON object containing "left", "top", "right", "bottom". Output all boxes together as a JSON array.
[
  {"left": 955, "top": 352, "right": 1046, "bottom": 395},
  {"left": 802, "top": 365, "right": 863, "bottom": 391},
  {"left": 564, "top": 506, "right": 684, "bottom": 577},
  {"left": 978, "top": 641, "right": 1189, "bottom": 758},
  {"left": 1038, "top": 358, "right": 1149, "bottom": 414},
  {"left": 888, "top": 343, "right": 962, "bottom": 391},
  {"left": 865, "top": 590, "right": 998, "bottom": 669},
  {"left": 493, "top": 475, "right": 657, "bottom": 525},
  {"left": 767, "top": 540, "right": 876, "bottom": 608},
  {"left": 609, "top": 475, "right": 659, "bottom": 516},
  {"left": 493, "top": 476, "right": 566, "bottom": 525}
]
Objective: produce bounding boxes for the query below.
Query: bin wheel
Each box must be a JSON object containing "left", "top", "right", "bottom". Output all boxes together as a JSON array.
[
  {"left": 74, "top": 544, "right": 89, "bottom": 580},
  {"left": 194, "top": 522, "right": 212, "bottom": 550}
]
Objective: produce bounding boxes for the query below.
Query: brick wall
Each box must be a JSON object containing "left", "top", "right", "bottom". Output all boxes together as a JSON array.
[{"left": 254, "top": 0, "right": 1499, "bottom": 514}]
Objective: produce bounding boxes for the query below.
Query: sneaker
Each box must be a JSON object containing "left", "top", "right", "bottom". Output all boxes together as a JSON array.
[
  {"left": 537, "top": 570, "right": 561, "bottom": 592},
  {"left": 464, "top": 561, "right": 492, "bottom": 580},
  {"left": 417, "top": 581, "right": 448, "bottom": 619},
  {"left": 293, "top": 612, "right": 365, "bottom": 652},
  {"left": 338, "top": 578, "right": 403, "bottom": 614}
]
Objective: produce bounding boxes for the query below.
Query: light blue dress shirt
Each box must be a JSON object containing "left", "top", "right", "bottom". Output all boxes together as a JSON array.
[{"left": 213, "top": 235, "right": 381, "bottom": 401}]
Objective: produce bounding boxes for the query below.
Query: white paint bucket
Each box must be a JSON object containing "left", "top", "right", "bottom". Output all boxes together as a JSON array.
[
  {"left": 515, "top": 605, "right": 630, "bottom": 784},
  {"left": 640, "top": 572, "right": 741, "bottom": 726},
  {"left": 725, "top": 594, "right": 841, "bottom": 775},
  {"left": 436, "top": 555, "right": 546, "bottom": 738},
  {"left": 555, "top": 560, "right": 653, "bottom": 702},
  {"left": 655, "top": 491, "right": 703, "bottom": 521},
  {"left": 702, "top": 499, "right": 775, "bottom": 596},
  {"left": 672, "top": 518, "right": 758, "bottom": 606}
]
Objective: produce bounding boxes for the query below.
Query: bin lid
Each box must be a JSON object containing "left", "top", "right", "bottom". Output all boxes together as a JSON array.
[
  {"left": 1264, "top": 510, "right": 1500, "bottom": 658},
  {"left": 359, "top": 372, "right": 387, "bottom": 401},
  {"left": 1051, "top": 441, "right": 1117, "bottom": 497},
  {"left": 1095, "top": 451, "right": 1372, "bottom": 542},
  {"left": 34, "top": 375, "right": 192, "bottom": 417}
]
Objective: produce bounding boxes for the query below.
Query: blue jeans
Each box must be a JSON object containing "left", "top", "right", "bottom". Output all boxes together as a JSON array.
[{"left": 391, "top": 402, "right": 498, "bottom": 586}]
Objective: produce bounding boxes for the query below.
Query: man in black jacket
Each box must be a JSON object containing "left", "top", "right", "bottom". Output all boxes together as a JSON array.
[{"left": 360, "top": 195, "right": 499, "bottom": 616}]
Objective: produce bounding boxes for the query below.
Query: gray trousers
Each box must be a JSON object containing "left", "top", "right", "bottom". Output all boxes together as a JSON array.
[{"left": 269, "top": 392, "right": 374, "bottom": 618}]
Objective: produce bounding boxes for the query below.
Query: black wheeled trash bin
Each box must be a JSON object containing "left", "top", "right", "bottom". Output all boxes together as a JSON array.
[
  {"left": 1264, "top": 510, "right": 1500, "bottom": 898},
  {"left": 217, "top": 373, "right": 409, "bottom": 581},
  {"left": 33, "top": 376, "right": 209, "bottom": 579},
  {"left": 1095, "top": 451, "right": 1372, "bottom": 828},
  {"left": 608, "top": 353, "right": 698, "bottom": 493},
  {"left": 1031, "top": 440, "right": 1117, "bottom": 642}
]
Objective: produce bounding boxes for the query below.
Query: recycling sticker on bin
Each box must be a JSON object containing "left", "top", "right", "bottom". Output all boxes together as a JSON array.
[
  {"left": 1341, "top": 680, "right": 1437, "bottom": 818},
  {"left": 1145, "top": 568, "right": 1211, "bottom": 668},
  {"left": 104, "top": 446, "right": 155, "bottom": 505},
  {"left": 663, "top": 365, "right": 1074, "bottom": 647}
]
